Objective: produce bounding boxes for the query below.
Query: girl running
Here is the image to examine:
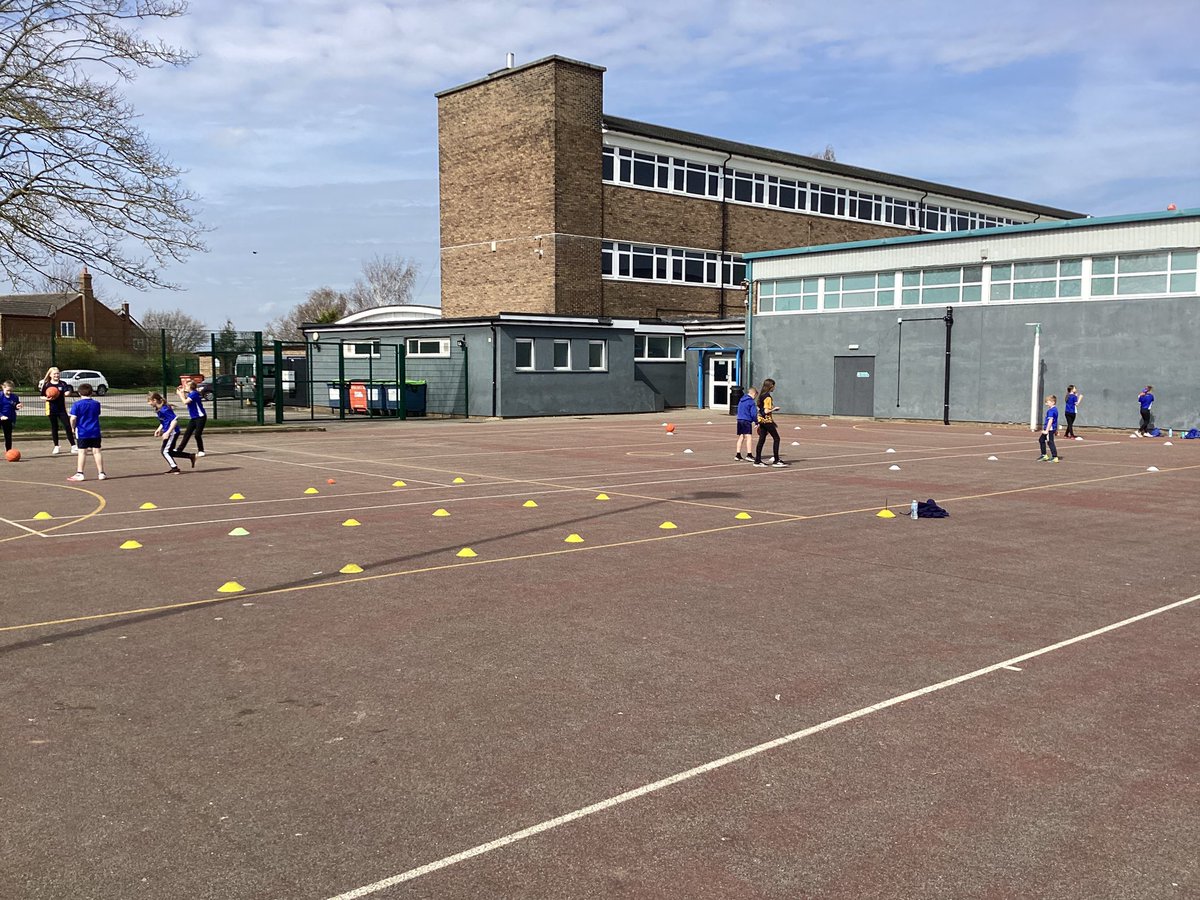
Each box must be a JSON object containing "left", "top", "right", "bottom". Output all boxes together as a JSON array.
[{"left": 148, "top": 392, "right": 196, "bottom": 474}]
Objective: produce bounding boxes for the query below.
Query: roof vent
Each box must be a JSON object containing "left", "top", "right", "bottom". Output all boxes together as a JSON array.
[{"left": 506, "top": 52, "right": 515, "bottom": 68}]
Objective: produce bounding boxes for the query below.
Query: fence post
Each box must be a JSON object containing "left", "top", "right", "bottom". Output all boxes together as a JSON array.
[
  {"left": 274, "top": 340, "right": 284, "bottom": 425},
  {"left": 337, "top": 341, "right": 346, "bottom": 421},
  {"left": 254, "top": 331, "right": 264, "bottom": 426},
  {"left": 460, "top": 338, "right": 469, "bottom": 419},
  {"left": 397, "top": 343, "right": 406, "bottom": 421},
  {"left": 50, "top": 321, "right": 57, "bottom": 368},
  {"left": 160, "top": 328, "right": 169, "bottom": 397}
]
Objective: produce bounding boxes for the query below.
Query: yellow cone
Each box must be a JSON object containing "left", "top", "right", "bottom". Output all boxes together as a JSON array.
[
  {"left": 595, "top": 493, "right": 610, "bottom": 501},
  {"left": 342, "top": 518, "right": 361, "bottom": 527},
  {"left": 304, "top": 487, "right": 319, "bottom": 495},
  {"left": 452, "top": 477, "right": 466, "bottom": 484},
  {"left": 33, "top": 511, "right": 52, "bottom": 520},
  {"left": 119, "top": 540, "right": 142, "bottom": 550},
  {"left": 217, "top": 581, "right": 245, "bottom": 593},
  {"left": 564, "top": 533, "right": 584, "bottom": 543},
  {"left": 228, "top": 527, "right": 249, "bottom": 536},
  {"left": 735, "top": 512, "right": 752, "bottom": 520},
  {"left": 339, "top": 563, "right": 363, "bottom": 574},
  {"left": 659, "top": 521, "right": 678, "bottom": 530},
  {"left": 392, "top": 480, "right": 406, "bottom": 487},
  {"left": 876, "top": 509, "right": 896, "bottom": 518},
  {"left": 456, "top": 547, "right": 478, "bottom": 558},
  {"left": 432, "top": 508, "right": 450, "bottom": 517},
  {"left": 139, "top": 502, "right": 157, "bottom": 510},
  {"left": 522, "top": 500, "right": 538, "bottom": 508},
  {"left": 229, "top": 493, "right": 245, "bottom": 500}
]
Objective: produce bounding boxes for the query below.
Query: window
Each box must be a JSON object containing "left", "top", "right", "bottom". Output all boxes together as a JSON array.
[
  {"left": 344, "top": 339, "right": 381, "bottom": 358},
  {"left": 601, "top": 241, "right": 745, "bottom": 288},
  {"left": 634, "top": 334, "right": 684, "bottom": 361},
  {"left": 990, "top": 258, "right": 1082, "bottom": 301},
  {"left": 1091, "top": 250, "right": 1197, "bottom": 297},
  {"left": 759, "top": 278, "right": 818, "bottom": 313},
  {"left": 588, "top": 340, "right": 606, "bottom": 370},
  {"left": 406, "top": 337, "right": 450, "bottom": 358},
  {"left": 823, "top": 273, "right": 895, "bottom": 310},
  {"left": 515, "top": 339, "right": 534, "bottom": 370},
  {"left": 899, "top": 266, "right": 982, "bottom": 305},
  {"left": 553, "top": 340, "right": 571, "bottom": 370},
  {"left": 59, "top": 321, "right": 76, "bottom": 338}
]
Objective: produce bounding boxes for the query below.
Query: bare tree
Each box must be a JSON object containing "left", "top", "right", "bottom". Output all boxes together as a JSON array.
[
  {"left": 264, "top": 287, "right": 350, "bottom": 342},
  {"left": 345, "top": 254, "right": 419, "bottom": 312},
  {"left": 0, "top": 0, "right": 205, "bottom": 291},
  {"left": 142, "top": 307, "right": 208, "bottom": 352},
  {"left": 265, "top": 256, "right": 421, "bottom": 340},
  {"left": 810, "top": 144, "right": 838, "bottom": 162}
]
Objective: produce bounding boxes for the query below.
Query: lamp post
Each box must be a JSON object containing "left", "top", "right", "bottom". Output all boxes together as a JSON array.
[{"left": 1026, "top": 323, "right": 1042, "bottom": 430}]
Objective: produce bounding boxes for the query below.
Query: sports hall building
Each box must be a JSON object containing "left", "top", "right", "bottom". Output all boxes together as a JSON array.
[
  {"left": 436, "top": 55, "right": 1081, "bottom": 323},
  {"left": 744, "top": 208, "right": 1200, "bottom": 430}
]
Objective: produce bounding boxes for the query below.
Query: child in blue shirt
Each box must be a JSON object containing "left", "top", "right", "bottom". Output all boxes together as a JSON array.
[
  {"left": 1137, "top": 386, "right": 1154, "bottom": 436},
  {"left": 1063, "top": 384, "right": 1082, "bottom": 439},
  {"left": 0, "top": 380, "right": 22, "bottom": 453},
  {"left": 1037, "top": 394, "right": 1060, "bottom": 463},
  {"left": 734, "top": 386, "right": 758, "bottom": 461},
  {"left": 148, "top": 392, "right": 196, "bottom": 474},
  {"left": 175, "top": 377, "right": 208, "bottom": 457},
  {"left": 67, "top": 384, "right": 105, "bottom": 480}
]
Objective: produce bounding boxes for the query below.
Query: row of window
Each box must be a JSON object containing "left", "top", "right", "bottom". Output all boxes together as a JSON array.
[
  {"left": 601, "top": 241, "right": 747, "bottom": 288},
  {"left": 602, "top": 145, "right": 1020, "bottom": 233},
  {"left": 515, "top": 339, "right": 607, "bottom": 371},
  {"left": 758, "top": 249, "right": 1199, "bottom": 313},
  {"left": 333, "top": 337, "right": 452, "bottom": 359}
]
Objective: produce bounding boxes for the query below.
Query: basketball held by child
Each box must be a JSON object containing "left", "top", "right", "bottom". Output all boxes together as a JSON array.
[
  {"left": 45, "top": 386, "right": 61, "bottom": 399},
  {"left": 5, "top": 448, "right": 20, "bottom": 462}
]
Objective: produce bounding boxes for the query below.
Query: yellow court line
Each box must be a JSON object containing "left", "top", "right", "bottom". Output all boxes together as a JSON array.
[
  {"left": 0, "top": 480, "right": 106, "bottom": 543},
  {"left": 5, "top": 461, "right": 1197, "bottom": 636}
]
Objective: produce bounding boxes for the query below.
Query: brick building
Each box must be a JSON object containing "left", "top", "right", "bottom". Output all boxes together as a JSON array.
[
  {"left": 0, "top": 267, "right": 147, "bottom": 354},
  {"left": 437, "top": 55, "right": 1084, "bottom": 321}
]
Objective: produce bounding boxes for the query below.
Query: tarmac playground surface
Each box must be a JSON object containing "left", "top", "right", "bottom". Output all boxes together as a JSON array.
[{"left": 1, "top": 411, "right": 1197, "bottom": 900}]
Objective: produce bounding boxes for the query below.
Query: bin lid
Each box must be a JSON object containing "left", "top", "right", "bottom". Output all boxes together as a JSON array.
[{"left": 405, "top": 379, "right": 427, "bottom": 386}]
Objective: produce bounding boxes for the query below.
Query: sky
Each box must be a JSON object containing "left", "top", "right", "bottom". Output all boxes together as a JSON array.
[{"left": 105, "top": 0, "right": 1200, "bottom": 331}]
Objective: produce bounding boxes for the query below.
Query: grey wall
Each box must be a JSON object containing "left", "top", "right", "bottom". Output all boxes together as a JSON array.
[
  {"left": 634, "top": 362, "right": 685, "bottom": 408},
  {"left": 751, "top": 295, "right": 1200, "bottom": 429},
  {"left": 494, "top": 325, "right": 661, "bottom": 416}
]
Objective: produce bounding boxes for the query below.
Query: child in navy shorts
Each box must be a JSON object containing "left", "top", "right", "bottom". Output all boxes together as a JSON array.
[{"left": 734, "top": 386, "right": 758, "bottom": 461}]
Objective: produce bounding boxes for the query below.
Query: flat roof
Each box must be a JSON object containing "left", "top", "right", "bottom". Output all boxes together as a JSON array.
[
  {"left": 603, "top": 115, "right": 1085, "bottom": 221},
  {"left": 436, "top": 55, "right": 605, "bottom": 99},
  {"left": 743, "top": 207, "right": 1200, "bottom": 262}
]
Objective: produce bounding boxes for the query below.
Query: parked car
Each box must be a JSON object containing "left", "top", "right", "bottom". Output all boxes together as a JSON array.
[
  {"left": 196, "top": 374, "right": 274, "bottom": 404},
  {"left": 58, "top": 369, "right": 109, "bottom": 395}
]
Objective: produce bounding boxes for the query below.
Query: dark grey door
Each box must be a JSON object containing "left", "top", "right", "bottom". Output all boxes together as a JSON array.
[{"left": 833, "top": 356, "right": 875, "bottom": 416}]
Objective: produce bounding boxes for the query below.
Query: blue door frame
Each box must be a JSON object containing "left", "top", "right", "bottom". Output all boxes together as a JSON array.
[{"left": 686, "top": 347, "right": 744, "bottom": 409}]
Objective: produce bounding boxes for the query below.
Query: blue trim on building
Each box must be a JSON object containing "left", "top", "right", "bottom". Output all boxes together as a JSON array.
[{"left": 743, "top": 208, "right": 1200, "bottom": 262}]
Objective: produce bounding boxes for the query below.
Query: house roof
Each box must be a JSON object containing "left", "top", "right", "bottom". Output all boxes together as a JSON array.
[
  {"left": 602, "top": 115, "right": 1086, "bottom": 221},
  {"left": 0, "top": 292, "right": 78, "bottom": 317}
]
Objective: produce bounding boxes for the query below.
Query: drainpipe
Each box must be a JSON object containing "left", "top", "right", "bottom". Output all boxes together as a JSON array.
[{"left": 719, "top": 152, "right": 733, "bottom": 319}]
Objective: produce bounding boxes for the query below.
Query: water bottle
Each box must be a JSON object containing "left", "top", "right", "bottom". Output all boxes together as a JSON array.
[
  {"left": 910, "top": 500, "right": 918, "bottom": 520},
  {"left": 1168, "top": 428, "right": 1173, "bottom": 438}
]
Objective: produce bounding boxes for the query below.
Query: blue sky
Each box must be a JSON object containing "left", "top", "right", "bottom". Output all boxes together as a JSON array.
[{"left": 115, "top": 0, "right": 1200, "bottom": 331}]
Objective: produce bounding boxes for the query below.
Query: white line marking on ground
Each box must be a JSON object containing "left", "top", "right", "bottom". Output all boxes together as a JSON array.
[
  {"left": 324, "top": 591, "right": 1199, "bottom": 899},
  {"left": 1002, "top": 665, "right": 1023, "bottom": 671},
  {"left": 0, "top": 515, "right": 44, "bottom": 536}
]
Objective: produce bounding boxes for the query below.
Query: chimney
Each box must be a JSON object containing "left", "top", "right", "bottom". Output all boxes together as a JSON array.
[
  {"left": 121, "top": 302, "right": 130, "bottom": 316},
  {"left": 506, "top": 52, "right": 515, "bottom": 68},
  {"left": 79, "top": 264, "right": 94, "bottom": 343}
]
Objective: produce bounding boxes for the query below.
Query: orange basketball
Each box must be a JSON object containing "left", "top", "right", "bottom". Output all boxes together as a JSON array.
[
  {"left": 5, "top": 449, "right": 19, "bottom": 462},
  {"left": 45, "top": 386, "right": 61, "bottom": 400},
  {"left": 665, "top": 424, "right": 676, "bottom": 433}
]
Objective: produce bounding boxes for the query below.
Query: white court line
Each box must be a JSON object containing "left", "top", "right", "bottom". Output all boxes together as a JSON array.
[
  {"left": 0, "top": 514, "right": 44, "bottom": 537},
  {"left": 324, "top": 591, "right": 1199, "bottom": 900}
]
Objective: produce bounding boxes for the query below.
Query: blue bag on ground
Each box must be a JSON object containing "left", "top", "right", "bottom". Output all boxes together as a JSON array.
[
  {"left": 1184, "top": 428, "right": 1200, "bottom": 439},
  {"left": 917, "top": 498, "right": 949, "bottom": 518},
  {"left": 1149, "top": 428, "right": 1162, "bottom": 437}
]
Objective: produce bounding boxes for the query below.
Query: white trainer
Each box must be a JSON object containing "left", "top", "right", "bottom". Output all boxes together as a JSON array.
[{"left": 52, "top": 445, "right": 61, "bottom": 455}]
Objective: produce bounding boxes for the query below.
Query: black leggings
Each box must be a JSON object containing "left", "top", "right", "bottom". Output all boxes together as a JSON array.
[
  {"left": 755, "top": 423, "right": 781, "bottom": 462},
  {"left": 1, "top": 418, "right": 12, "bottom": 451},
  {"left": 178, "top": 417, "right": 206, "bottom": 453},
  {"left": 1064, "top": 411, "right": 1076, "bottom": 437},
  {"left": 49, "top": 410, "right": 74, "bottom": 447},
  {"left": 1139, "top": 408, "right": 1153, "bottom": 434}
]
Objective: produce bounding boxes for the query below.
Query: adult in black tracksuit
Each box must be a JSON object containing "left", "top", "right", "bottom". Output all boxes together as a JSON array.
[{"left": 753, "top": 378, "right": 788, "bottom": 467}]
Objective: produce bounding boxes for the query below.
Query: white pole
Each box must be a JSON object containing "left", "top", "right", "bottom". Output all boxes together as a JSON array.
[{"left": 1027, "top": 323, "right": 1041, "bottom": 430}]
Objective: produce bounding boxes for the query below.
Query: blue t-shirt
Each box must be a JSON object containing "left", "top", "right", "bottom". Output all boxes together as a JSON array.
[
  {"left": 70, "top": 397, "right": 102, "bottom": 440},
  {"left": 1043, "top": 405, "right": 1058, "bottom": 432},
  {"left": 1139, "top": 392, "right": 1154, "bottom": 410},
  {"left": 736, "top": 393, "right": 756, "bottom": 422},
  {"left": 0, "top": 392, "right": 19, "bottom": 419},
  {"left": 185, "top": 389, "right": 206, "bottom": 419},
  {"left": 1064, "top": 393, "right": 1078, "bottom": 414},
  {"left": 156, "top": 404, "right": 178, "bottom": 432}
]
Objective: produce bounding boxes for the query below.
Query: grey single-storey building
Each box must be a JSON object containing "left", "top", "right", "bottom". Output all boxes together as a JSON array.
[
  {"left": 744, "top": 208, "right": 1199, "bottom": 430},
  {"left": 300, "top": 314, "right": 748, "bottom": 418}
]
